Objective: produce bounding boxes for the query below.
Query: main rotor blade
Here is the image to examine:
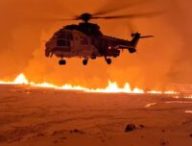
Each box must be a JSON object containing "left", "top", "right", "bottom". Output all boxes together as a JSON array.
[
  {"left": 93, "top": 0, "right": 152, "bottom": 16},
  {"left": 15, "top": 16, "right": 75, "bottom": 22},
  {"left": 92, "top": 11, "right": 163, "bottom": 20}
]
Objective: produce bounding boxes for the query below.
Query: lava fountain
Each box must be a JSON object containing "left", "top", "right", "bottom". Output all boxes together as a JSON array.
[{"left": 0, "top": 73, "right": 176, "bottom": 94}]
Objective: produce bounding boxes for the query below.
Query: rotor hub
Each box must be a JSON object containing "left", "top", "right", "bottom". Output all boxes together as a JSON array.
[{"left": 77, "top": 13, "right": 92, "bottom": 22}]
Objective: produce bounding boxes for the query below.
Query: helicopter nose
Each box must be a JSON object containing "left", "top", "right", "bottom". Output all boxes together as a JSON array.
[{"left": 45, "top": 49, "right": 50, "bottom": 57}]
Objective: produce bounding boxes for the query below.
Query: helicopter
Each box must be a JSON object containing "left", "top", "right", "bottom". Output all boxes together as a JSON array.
[{"left": 45, "top": 12, "right": 155, "bottom": 65}]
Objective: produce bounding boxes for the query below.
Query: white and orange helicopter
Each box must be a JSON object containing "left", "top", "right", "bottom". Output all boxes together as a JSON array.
[{"left": 45, "top": 10, "right": 157, "bottom": 65}]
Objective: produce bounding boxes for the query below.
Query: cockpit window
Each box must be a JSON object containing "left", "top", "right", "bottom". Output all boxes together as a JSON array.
[
  {"left": 56, "top": 30, "right": 72, "bottom": 47},
  {"left": 57, "top": 31, "right": 73, "bottom": 40},
  {"left": 57, "top": 40, "right": 65, "bottom": 46},
  {"left": 58, "top": 34, "right": 65, "bottom": 39},
  {"left": 67, "top": 33, "right": 73, "bottom": 40},
  {"left": 57, "top": 40, "right": 70, "bottom": 47}
]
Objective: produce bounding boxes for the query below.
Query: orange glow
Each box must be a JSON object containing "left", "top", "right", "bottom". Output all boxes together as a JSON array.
[
  {"left": 0, "top": 73, "right": 177, "bottom": 95},
  {"left": 0, "top": 0, "right": 192, "bottom": 95},
  {"left": 14, "top": 73, "right": 28, "bottom": 84},
  {"left": 184, "top": 95, "right": 192, "bottom": 99}
]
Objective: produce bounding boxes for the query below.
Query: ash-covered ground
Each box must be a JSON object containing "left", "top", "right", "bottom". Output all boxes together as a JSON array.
[{"left": 0, "top": 85, "right": 192, "bottom": 146}]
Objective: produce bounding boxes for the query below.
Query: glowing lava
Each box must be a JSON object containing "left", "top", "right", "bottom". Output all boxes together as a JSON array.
[
  {"left": 14, "top": 74, "right": 28, "bottom": 84},
  {"left": 0, "top": 73, "right": 176, "bottom": 94}
]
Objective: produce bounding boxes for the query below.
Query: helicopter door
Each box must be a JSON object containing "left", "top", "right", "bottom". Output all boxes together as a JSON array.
[
  {"left": 72, "top": 31, "right": 96, "bottom": 57},
  {"left": 79, "top": 35, "right": 90, "bottom": 49},
  {"left": 72, "top": 33, "right": 87, "bottom": 50}
]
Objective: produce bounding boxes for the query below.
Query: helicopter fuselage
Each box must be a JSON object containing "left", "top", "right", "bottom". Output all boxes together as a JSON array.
[{"left": 45, "top": 23, "right": 140, "bottom": 65}]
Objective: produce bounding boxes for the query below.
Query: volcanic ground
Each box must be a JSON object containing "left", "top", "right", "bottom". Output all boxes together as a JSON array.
[{"left": 0, "top": 85, "right": 192, "bottom": 146}]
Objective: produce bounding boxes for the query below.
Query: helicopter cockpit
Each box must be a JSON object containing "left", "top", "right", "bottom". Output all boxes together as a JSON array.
[{"left": 54, "top": 29, "right": 73, "bottom": 50}]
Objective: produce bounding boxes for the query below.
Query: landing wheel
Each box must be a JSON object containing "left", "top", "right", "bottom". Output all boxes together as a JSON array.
[
  {"left": 106, "top": 58, "right": 112, "bottom": 65},
  {"left": 82, "top": 59, "right": 88, "bottom": 65},
  {"left": 59, "top": 59, "right": 66, "bottom": 65},
  {"left": 128, "top": 48, "right": 136, "bottom": 53}
]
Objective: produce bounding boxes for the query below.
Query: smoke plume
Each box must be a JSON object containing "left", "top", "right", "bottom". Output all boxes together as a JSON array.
[{"left": 0, "top": 0, "right": 191, "bottom": 89}]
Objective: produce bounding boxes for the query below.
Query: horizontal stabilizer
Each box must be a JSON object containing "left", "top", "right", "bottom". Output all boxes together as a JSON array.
[{"left": 140, "top": 35, "right": 154, "bottom": 39}]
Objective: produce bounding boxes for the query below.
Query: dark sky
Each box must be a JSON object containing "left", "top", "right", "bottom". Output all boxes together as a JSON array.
[{"left": 0, "top": 0, "right": 191, "bottom": 89}]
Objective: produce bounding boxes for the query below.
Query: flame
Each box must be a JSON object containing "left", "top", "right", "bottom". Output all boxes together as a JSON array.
[
  {"left": 14, "top": 74, "right": 28, "bottom": 84},
  {"left": 0, "top": 73, "right": 176, "bottom": 94},
  {"left": 184, "top": 95, "right": 192, "bottom": 99}
]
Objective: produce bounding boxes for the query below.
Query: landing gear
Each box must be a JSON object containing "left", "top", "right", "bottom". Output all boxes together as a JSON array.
[
  {"left": 105, "top": 57, "right": 112, "bottom": 65},
  {"left": 59, "top": 59, "right": 66, "bottom": 65},
  {"left": 82, "top": 59, "right": 88, "bottom": 65},
  {"left": 128, "top": 48, "right": 136, "bottom": 53}
]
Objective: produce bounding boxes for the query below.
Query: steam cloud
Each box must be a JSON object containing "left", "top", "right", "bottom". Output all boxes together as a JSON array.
[{"left": 0, "top": 0, "right": 191, "bottom": 89}]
